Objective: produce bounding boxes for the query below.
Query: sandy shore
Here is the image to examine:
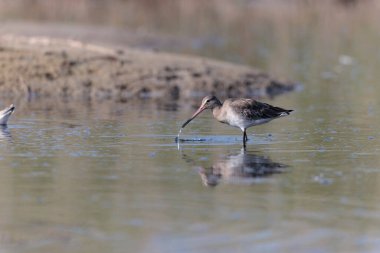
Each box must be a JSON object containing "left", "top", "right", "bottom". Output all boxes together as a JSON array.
[{"left": 0, "top": 24, "right": 298, "bottom": 104}]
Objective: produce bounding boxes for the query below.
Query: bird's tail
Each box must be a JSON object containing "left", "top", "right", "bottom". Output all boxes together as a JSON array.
[{"left": 278, "top": 109, "right": 293, "bottom": 117}]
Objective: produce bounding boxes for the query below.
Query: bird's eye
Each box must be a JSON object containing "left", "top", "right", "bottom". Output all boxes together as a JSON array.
[{"left": 206, "top": 99, "right": 210, "bottom": 103}]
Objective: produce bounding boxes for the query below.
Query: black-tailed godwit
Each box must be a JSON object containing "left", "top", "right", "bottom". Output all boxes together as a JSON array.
[{"left": 178, "top": 96, "right": 292, "bottom": 145}]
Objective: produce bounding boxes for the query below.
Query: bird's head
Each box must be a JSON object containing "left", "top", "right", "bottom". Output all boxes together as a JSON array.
[
  {"left": 199, "top": 95, "right": 221, "bottom": 110},
  {"left": 180, "top": 95, "right": 221, "bottom": 129}
]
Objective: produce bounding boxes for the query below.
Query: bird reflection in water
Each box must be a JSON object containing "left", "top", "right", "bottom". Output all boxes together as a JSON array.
[
  {"left": 186, "top": 148, "right": 288, "bottom": 187},
  {"left": 0, "top": 126, "right": 12, "bottom": 142}
]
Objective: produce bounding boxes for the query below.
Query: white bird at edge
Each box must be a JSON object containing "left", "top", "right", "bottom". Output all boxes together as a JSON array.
[{"left": 0, "top": 104, "right": 15, "bottom": 125}]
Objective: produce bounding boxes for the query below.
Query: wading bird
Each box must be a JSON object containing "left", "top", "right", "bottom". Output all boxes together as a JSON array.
[
  {"left": 0, "top": 104, "right": 15, "bottom": 125},
  {"left": 179, "top": 96, "right": 292, "bottom": 146}
]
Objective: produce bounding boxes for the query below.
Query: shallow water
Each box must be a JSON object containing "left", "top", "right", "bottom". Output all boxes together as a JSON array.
[
  {"left": 2, "top": 2, "right": 380, "bottom": 252},
  {"left": 1, "top": 76, "right": 380, "bottom": 253},
  {"left": 4, "top": 6, "right": 380, "bottom": 252}
]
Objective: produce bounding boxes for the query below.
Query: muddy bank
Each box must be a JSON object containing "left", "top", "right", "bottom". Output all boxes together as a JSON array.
[{"left": 0, "top": 35, "right": 297, "bottom": 103}]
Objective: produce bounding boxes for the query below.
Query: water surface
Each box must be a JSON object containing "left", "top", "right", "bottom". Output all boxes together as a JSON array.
[{"left": 1, "top": 81, "right": 380, "bottom": 253}]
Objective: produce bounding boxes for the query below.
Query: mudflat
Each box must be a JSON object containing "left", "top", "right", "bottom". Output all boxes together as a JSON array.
[{"left": 0, "top": 30, "right": 296, "bottom": 103}]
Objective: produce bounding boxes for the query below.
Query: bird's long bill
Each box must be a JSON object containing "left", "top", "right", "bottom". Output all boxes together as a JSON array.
[{"left": 181, "top": 105, "right": 206, "bottom": 129}]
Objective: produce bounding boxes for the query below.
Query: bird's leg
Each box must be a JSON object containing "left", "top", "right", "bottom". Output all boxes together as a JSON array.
[
  {"left": 243, "top": 129, "right": 248, "bottom": 142},
  {"left": 243, "top": 129, "right": 248, "bottom": 147}
]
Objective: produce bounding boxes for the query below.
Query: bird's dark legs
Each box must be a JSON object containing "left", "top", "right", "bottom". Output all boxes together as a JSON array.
[{"left": 243, "top": 129, "right": 248, "bottom": 147}]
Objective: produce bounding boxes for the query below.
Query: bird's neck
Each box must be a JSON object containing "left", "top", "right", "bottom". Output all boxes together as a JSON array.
[{"left": 212, "top": 103, "right": 224, "bottom": 121}]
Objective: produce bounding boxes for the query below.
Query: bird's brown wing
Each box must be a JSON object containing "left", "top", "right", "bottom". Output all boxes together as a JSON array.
[{"left": 230, "top": 99, "right": 292, "bottom": 120}]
